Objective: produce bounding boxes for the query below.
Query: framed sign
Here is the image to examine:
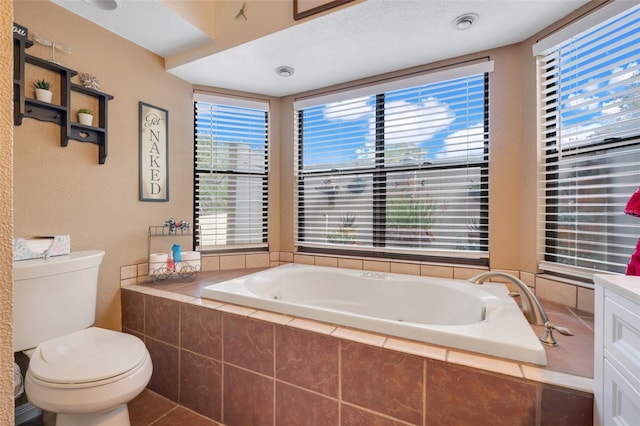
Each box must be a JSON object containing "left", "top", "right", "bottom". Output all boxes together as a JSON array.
[
  {"left": 139, "top": 102, "right": 169, "bottom": 201},
  {"left": 293, "top": 0, "right": 353, "bottom": 20}
]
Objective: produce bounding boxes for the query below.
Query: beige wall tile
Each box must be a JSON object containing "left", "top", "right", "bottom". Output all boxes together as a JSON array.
[
  {"left": 269, "top": 261, "right": 280, "bottom": 268},
  {"left": 447, "top": 351, "right": 523, "bottom": 379},
  {"left": 144, "top": 288, "right": 195, "bottom": 303},
  {"left": 293, "top": 253, "right": 315, "bottom": 265},
  {"left": 269, "top": 251, "right": 280, "bottom": 261},
  {"left": 246, "top": 253, "right": 270, "bottom": 268},
  {"left": 338, "top": 258, "right": 363, "bottom": 270},
  {"left": 188, "top": 298, "right": 225, "bottom": 310},
  {"left": 288, "top": 318, "right": 337, "bottom": 335},
  {"left": 384, "top": 338, "right": 446, "bottom": 361},
  {"left": 137, "top": 263, "right": 149, "bottom": 277},
  {"left": 250, "top": 310, "right": 293, "bottom": 325},
  {"left": 521, "top": 365, "right": 594, "bottom": 393},
  {"left": 120, "top": 283, "right": 152, "bottom": 293},
  {"left": 452, "top": 267, "right": 486, "bottom": 280},
  {"left": 363, "top": 260, "right": 390, "bottom": 273},
  {"left": 201, "top": 255, "right": 220, "bottom": 271},
  {"left": 390, "top": 262, "right": 421, "bottom": 276},
  {"left": 520, "top": 271, "right": 536, "bottom": 289},
  {"left": 280, "top": 252, "right": 294, "bottom": 262},
  {"left": 220, "top": 254, "right": 245, "bottom": 270},
  {"left": 120, "top": 277, "right": 137, "bottom": 287},
  {"left": 535, "top": 277, "right": 577, "bottom": 307},
  {"left": 421, "top": 264, "right": 454, "bottom": 278},
  {"left": 577, "top": 287, "right": 594, "bottom": 314},
  {"left": 332, "top": 327, "right": 386, "bottom": 347},
  {"left": 314, "top": 256, "right": 338, "bottom": 268},
  {"left": 120, "top": 265, "right": 138, "bottom": 280},
  {"left": 216, "top": 303, "right": 258, "bottom": 316}
]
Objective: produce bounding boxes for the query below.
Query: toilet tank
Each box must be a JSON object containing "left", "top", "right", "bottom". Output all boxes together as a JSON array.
[{"left": 13, "top": 250, "right": 105, "bottom": 352}]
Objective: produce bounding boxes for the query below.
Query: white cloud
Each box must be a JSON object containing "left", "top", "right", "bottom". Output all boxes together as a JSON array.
[
  {"left": 436, "top": 123, "right": 485, "bottom": 160},
  {"left": 324, "top": 97, "right": 373, "bottom": 120},
  {"left": 567, "top": 92, "right": 600, "bottom": 111},
  {"left": 384, "top": 97, "right": 454, "bottom": 146},
  {"left": 609, "top": 61, "right": 638, "bottom": 86}
]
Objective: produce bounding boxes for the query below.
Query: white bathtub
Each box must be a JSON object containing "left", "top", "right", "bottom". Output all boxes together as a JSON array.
[{"left": 201, "top": 264, "right": 547, "bottom": 365}]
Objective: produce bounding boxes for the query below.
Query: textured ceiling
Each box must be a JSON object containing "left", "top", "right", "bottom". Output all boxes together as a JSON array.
[{"left": 52, "top": 0, "right": 592, "bottom": 97}]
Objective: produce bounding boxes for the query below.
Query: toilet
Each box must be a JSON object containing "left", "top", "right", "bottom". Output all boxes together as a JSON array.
[{"left": 13, "top": 250, "right": 152, "bottom": 426}]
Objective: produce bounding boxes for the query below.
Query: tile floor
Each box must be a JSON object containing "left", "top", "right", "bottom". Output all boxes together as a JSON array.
[{"left": 20, "top": 389, "right": 221, "bottom": 426}]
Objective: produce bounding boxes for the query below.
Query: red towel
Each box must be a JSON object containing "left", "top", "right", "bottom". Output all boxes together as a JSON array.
[
  {"left": 625, "top": 187, "right": 640, "bottom": 217},
  {"left": 625, "top": 187, "right": 640, "bottom": 275}
]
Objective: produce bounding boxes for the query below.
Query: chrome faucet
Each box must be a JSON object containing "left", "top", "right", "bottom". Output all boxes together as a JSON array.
[{"left": 468, "top": 271, "right": 573, "bottom": 346}]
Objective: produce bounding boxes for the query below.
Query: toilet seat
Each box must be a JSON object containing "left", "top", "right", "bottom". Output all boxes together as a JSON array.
[{"left": 28, "top": 327, "right": 147, "bottom": 387}]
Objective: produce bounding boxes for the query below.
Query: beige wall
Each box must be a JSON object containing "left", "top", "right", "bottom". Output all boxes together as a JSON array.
[
  {"left": 12, "top": 0, "right": 194, "bottom": 331},
  {"left": 1, "top": 1, "right": 15, "bottom": 421}
]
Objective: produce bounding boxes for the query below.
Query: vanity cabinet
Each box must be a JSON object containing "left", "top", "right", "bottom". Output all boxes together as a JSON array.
[
  {"left": 593, "top": 274, "right": 640, "bottom": 426},
  {"left": 13, "top": 31, "right": 114, "bottom": 164}
]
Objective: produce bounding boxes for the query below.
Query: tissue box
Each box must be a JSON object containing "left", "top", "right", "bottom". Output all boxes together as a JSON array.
[{"left": 12, "top": 235, "right": 71, "bottom": 261}]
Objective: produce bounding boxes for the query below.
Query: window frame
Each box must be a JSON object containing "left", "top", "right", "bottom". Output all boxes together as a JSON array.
[
  {"left": 294, "top": 64, "right": 491, "bottom": 265},
  {"left": 193, "top": 93, "right": 270, "bottom": 253},
  {"left": 535, "top": 3, "right": 640, "bottom": 279}
]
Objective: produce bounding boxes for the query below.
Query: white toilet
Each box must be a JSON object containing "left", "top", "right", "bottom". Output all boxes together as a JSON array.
[{"left": 13, "top": 250, "right": 152, "bottom": 426}]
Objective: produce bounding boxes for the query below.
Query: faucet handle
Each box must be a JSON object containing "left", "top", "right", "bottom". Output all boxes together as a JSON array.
[{"left": 540, "top": 321, "right": 574, "bottom": 346}]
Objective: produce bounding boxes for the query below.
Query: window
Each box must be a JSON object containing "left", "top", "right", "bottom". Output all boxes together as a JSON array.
[
  {"left": 536, "top": 4, "right": 640, "bottom": 277},
  {"left": 295, "top": 62, "right": 491, "bottom": 263},
  {"left": 194, "top": 94, "right": 269, "bottom": 251}
]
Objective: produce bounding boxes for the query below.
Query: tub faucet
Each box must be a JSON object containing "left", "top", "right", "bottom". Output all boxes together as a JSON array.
[{"left": 468, "top": 271, "right": 573, "bottom": 346}]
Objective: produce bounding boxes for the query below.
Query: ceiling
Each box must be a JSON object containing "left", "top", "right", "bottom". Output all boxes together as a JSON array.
[{"left": 51, "top": 0, "right": 591, "bottom": 97}]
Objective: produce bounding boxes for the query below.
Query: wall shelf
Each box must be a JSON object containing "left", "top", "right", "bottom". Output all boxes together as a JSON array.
[
  {"left": 13, "top": 33, "right": 114, "bottom": 164},
  {"left": 147, "top": 225, "right": 198, "bottom": 283}
]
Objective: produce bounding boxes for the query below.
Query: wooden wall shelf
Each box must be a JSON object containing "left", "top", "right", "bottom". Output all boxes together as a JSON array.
[{"left": 13, "top": 33, "right": 114, "bottom": 164}]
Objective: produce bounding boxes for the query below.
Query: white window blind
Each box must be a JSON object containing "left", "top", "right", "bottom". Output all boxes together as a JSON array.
[
  {"left": 295, "top": 64, "right": 491, "bottom": 262},
  {"left": 537, "top": 4, "right": 640, "bottom": 277},
  {"left": 194, "top": 95, "right": 269, "bottom": 251}
]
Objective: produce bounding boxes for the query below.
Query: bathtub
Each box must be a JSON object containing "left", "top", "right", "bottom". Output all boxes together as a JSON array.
[{"left": 201, "top": 264, "right": 547, "bottom": 365}]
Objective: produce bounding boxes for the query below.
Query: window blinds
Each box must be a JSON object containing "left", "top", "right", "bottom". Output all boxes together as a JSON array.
[
  {"left": 295, "top": 64, "right": 491, "bottom": 262},
  {"left": 194, "top": 96, "right": 269, "bottom": 251},
  {"left": 538, "top": 4, "right": 640, "bottom": 276}
]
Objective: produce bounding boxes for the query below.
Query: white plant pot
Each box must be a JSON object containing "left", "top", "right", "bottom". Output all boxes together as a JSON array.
[
  {"left": 34, "top": 88, "right": 52, "bottom": 103},
  {"left": 78, "top": 113, "right": 93, "bottom": 126}
]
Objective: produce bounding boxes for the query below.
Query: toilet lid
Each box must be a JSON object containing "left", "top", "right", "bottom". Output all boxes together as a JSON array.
[{"left": 28, "top": 327, "right": 147, "bottom": 385}]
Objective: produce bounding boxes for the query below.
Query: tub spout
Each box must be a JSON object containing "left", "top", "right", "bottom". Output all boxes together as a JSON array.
[
  {"left": 468, "top": 271, "right": 573, "bottom": 346},
  {"left": 468, "top": 272, "right": 547, "bottom": 325}
]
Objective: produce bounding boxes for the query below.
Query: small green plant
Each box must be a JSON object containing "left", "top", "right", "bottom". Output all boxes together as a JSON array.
[
  {"left": 387, "top": 196, "right": 440, "bottom": 228},
  {"left": 341, "top": 213, "right": 356, "bottom": 228},
  {"left": 33, "top": 79, "right": 52, "bottom": 90},
  {"left": 77, "top": 108, "right": 93, "bottom": 115},
  {"left": 327, "top": 213, "right": 357, "bottom": 245}
]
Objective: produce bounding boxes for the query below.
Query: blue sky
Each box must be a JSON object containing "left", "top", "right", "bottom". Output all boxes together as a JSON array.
[{"left": 301, "top": 73, "right": 486, "bottom": 170}]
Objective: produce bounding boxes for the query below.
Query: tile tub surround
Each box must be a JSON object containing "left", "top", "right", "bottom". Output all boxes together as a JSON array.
[
  {"left": 121, "top": 251, "right": 596, "bottom": 315},
  {"left": 121, "top": 270, "right": 594, "bottom": 426}
]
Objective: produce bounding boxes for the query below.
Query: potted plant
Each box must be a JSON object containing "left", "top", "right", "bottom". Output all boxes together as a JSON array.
[
  {"left": 33, "top": 79, "right": 53, "bottom": 103},
  {"left": 327, "top": 213, "right": 357, "bottom": 244},
  {"left": 386, "top": 195, "right": 442, "bottom": 247},
  {"left": 77, "top": 108, "right": 93, "bottom": 126}
]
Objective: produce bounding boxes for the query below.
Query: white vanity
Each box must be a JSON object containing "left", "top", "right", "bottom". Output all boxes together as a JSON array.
[{"left": 593, "top": 274, "right": 640, "bottom": 426}]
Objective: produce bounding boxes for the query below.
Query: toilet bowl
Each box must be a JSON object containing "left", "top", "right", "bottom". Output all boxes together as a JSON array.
[
  {"left": 24, "top": 327, "right": 152, "bottom": 425},
  {"left": 13, "top": 250, "right": 152, "bottom": 426}
]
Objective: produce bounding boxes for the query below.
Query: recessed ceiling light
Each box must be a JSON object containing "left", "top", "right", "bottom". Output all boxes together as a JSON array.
[
  {"left": 82, "top": 0, "right": 119, "bottom": 11},
  {"left": 276, "top": 66, "right": 295, "bottom": 77},
  {"left": 452, "top": 13, "right": 478, "bottom": 31}
]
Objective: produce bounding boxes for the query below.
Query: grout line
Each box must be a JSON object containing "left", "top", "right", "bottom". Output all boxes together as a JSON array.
[{"left": 148, "top": 405, "right": 180, "bottom": 425}]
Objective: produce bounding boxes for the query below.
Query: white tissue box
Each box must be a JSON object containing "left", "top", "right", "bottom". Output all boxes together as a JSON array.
[{"left": 12, "top": 235, "right": 71, "bottom": 261}]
